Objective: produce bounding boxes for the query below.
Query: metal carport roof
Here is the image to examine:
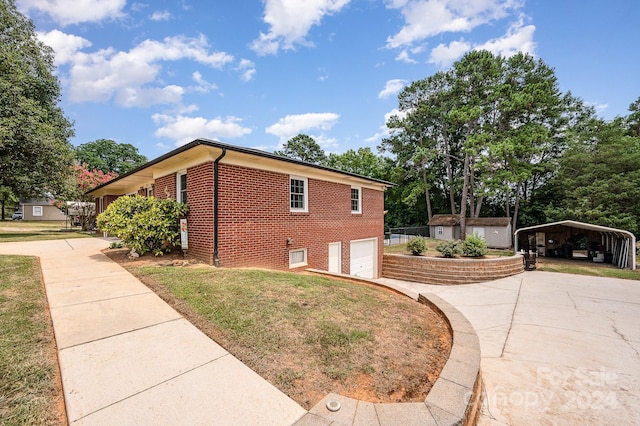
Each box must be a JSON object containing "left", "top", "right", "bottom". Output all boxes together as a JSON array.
[{"left": 514, "top": 220, "right": 636, "bottom": 270}]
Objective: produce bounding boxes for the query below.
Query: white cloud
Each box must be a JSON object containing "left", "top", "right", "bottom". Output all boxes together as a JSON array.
[
  {"left": 366, "top": 108, "right": 409, "bottom": 143},
  {"left": 236, "top": 59, "right": 256, "bottom": 82},
  {"left": 385, "top": 0, "right": 521, "bottom": 48},
  {"left": 474, "top": 16, "right": 535, "bottom": 57},
  {"left": 428, "top": 38, "right": 471, "bottom": 67},
  {"left": 52, "top": 33, "right": 233, "bottom": 107},
  {"left": 116, "top": 85, "right": 184, "bottom": 107},
  {"left": 378, "top": 79, "right": 406, "bottom": 99},
  {"left": 18, "top": 0, "right": 126, "bottom": 26},
  {"left": 153, "top": 114, "right": 252, "bottom": 146},
  {"left": 395, "top": 49, "right": 417, "bottom": 64},
  {"left": 191, "top": 71, "right": 218, "bottom": 93},
  {"left": 150, "top": 10, "right": 172, "bottom": 21},
  {"left": 251, "top": 0, "right": 351, "bottom": 55},
  {"left": 265, "top": 112, "right": 340, "bottom": 141},
  {"left": 36, "top": 30, "right": 92, "bottom": 66}
]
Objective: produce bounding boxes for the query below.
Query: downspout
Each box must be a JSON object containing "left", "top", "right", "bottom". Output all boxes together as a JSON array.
[{"left": 213, "top": 148, "right": 226, "bottom": 267}]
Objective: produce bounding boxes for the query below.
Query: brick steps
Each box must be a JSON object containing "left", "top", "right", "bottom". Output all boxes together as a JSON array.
[{"left": 382, "top": 254, "right": 524, "bottom": 285}]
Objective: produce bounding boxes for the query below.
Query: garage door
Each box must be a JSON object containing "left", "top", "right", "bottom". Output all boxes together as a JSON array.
[{"left": 350, "top": 238, "right": 377, "bottom": 278}]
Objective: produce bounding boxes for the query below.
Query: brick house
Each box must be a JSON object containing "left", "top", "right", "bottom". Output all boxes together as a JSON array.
[{"left": 88, "top": 139, "right": 392, "bottom": 278}]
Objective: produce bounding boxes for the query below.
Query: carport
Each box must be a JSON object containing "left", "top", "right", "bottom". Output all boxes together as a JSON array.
[{"left": 514, "top": 220, "right": 636, "bottom": 270}]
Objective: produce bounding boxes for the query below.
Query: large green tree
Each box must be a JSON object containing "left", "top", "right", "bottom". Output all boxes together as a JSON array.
[
  {"left": 325, "top": 147, "right": 390, "bottom": 180},
  {"left": 274, "top": 134, "right": 326, "bottom": 164},
  {"left": 546, "top": 118, "right": 640, "bottom": 235},
  {"left": 382, "top": 51, "right": 567, "bottom": 236},
  {"left": 0, "top": 0, "right": 74, "bottom": 199},
  {"left": 74, "top": 139, "right": 148, "bottom": 175}
]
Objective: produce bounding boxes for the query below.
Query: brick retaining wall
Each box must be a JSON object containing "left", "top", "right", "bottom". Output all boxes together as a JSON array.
[{"left": 382, "top": 253, "right": 524, "bottom": 285}]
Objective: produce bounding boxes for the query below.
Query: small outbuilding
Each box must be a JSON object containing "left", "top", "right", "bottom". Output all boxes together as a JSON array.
[
  {"left": 428, "top": 214, "right": 513, "bottom": 249},
  {"left": 514, "top": 220, "right": 636, "bottom": 270},
  {"left": 19, "top": 199, "right": 66, "bottom": 221}
]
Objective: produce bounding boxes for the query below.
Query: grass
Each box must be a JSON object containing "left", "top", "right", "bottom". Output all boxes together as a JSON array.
[
  {"left": 124, "top": 263, "right": 451, "bottom": 408},
  {"left": 0, "top": 220, "right": 92, "bottom": 243},
  {"left": 537, "top": 257, "right": 640, "bottom": 281},
  {"left": 0, "top": 256, "right": 65, "bottom": 425}
]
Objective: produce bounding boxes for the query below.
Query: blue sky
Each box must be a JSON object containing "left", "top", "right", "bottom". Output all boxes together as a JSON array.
[{"left": 18, "top": 0, "right": 640, "bottom": 160}]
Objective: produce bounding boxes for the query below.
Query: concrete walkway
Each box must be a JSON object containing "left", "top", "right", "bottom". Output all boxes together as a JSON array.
[
  {"left": 377, "top": 272, "right": 640, "bottom": 425},
  {"left": 0, "top": 238, "right": 306, "bottom": 425}
]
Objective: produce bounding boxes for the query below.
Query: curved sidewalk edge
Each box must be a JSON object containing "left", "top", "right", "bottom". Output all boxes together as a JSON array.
[{"left": 302, "top": 270, "right": 484, "bottom": 426}]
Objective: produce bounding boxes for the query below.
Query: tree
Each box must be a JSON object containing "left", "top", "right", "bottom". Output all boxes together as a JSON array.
[
  {"left": 325, "top": 147, "right": 390, "bottom": 180},
  {"left": 74, "top": 139, "right": 148, "bottom": 174},
  {"left": 382, "top": 51, "right": 567, "bottom": 237},
  {"left": 0, "top": 186, "right": 18, "bottom": 220},
  {"left": 59, "top": 164, "right": 117, "bottom": 230},
  {"left": 0, "top": 0, "right": 75, "bottom": 199},
  {"left": 546, "top": 119, "right": 640, "bottom": 235},
  {"left": 274, "top": 134, "right": 326, "bottom": 164}
]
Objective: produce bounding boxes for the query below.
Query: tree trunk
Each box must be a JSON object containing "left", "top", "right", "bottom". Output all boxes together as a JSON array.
[
  {"left": 1, "top": 198, "right": 4, "bottom": 221},
  {"left": 441, "top": 129, "right": 457, "bottom": 214},
  {"left": 459, "top": 153, "right": 471, "bottom": 240},
  {"left": 422, "top": 167, "right": 433, "bottom": 221},
  {"left": 512, "top": 185, "right": 521, "bottom": 234},
  {"left": 474, "top": 195, "right": 484, "bottom": 217},
  {"left": 469, "top": 159, "right": 476, "bottom": 217}
]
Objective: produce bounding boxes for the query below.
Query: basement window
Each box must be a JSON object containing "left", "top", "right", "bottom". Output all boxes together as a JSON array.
[{"left": 289, "top": 249, "right": 308, "bottom": 268}]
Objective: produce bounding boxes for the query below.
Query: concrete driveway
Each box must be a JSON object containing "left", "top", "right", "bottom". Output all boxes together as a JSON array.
[{"left": 379, "top": 271, "right": 640, "bottom": 425}]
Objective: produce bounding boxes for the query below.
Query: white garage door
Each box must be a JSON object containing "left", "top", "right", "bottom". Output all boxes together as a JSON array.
[{"left": 350, "top": 238, "right": 377, "bottom": 278}]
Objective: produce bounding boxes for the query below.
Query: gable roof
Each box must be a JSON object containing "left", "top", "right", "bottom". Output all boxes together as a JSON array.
[
  {"left": 87, "top": 139, "right": 394, "bottom": 197},
  {"left": 428, "top": 214, "right": 511, "bottom": 227}
]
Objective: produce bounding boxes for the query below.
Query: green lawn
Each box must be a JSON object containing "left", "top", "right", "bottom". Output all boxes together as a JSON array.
[
  {"left": 125, "top": 263, "right": 450, "bottom": 409},
  {"left": 0, "top": 255, "right": 65, "bottom": 425},
  {"left": 0, "top": 220, "right": 92, "bottom": 242}
]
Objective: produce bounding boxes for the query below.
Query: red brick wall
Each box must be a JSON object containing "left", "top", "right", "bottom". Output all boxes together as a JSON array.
[
  {"left": 214, "top": 164, "right": 385, "bottom": 276},
  {"left": 154, "top": 174, "right": 176, "bottom": 200},
  {"left": 183, "top": 163, "right": 214, "bottom": 264},
  {"left": 97, "top": 194, "right": 121, "bottom": 214}
]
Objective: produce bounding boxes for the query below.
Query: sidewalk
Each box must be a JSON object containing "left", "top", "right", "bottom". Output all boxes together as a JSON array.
[{"left": 0, "top": 238, "right": 306, "bottom": 425}]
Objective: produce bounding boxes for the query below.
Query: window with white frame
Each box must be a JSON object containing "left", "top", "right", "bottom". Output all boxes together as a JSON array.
[
  {"left": 351, "top": 186, "right": 362, "bottom": 214},
  {"left": 289, "top": 248, "right": 308, "bottom": 268},
  {"left": 177, "top": 172, "right": 187, "bottom": 203},
  {"left": 437, "top": 226, "right": 444, "bottom": 236},
  {"left": 290, "top": 176, "right": 308, "bottom": 212},
  {"left": 33, "top": 206, "right": 43, "bottom": 216}
]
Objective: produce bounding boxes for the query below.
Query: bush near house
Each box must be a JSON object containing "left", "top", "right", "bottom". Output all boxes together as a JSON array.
[
  {"left": 436, "top": 240, "right": 463, "bottom": 258},
  {"left": 406, "top": 236, "right": 428, "bottom": 255},
  {"left": 463, "top": 233, "right": 488, "bottom": 257},
  {"left": 96, "top": 195, "right": 188, "bottom": 256}
]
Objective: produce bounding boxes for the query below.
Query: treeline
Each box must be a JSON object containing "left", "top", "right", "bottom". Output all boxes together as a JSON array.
[{"left": 276, "top": 51, "right": 640, "bottom": 236}]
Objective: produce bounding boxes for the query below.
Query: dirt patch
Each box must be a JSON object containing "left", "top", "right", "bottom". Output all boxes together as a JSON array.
[{"left": 103, "top": 248, "right": 452, "bottom": 409}]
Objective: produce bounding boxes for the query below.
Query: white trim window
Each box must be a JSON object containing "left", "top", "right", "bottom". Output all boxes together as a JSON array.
[
  {"left": 289, "top": 248, "right": 308, "bottom": 268},
  {"left": 177, "top": 171, "right": 187, "bottom": 203},
  {"left": 437, "top": 226, "right": 444, "bottom": 236},
  {"left": 33, "top": 206, "right": 43, "bottom": 216},
  {"left": 290, "top": 176, "right": 308, "bottom": 212},
  {"left": 351, "top": 186, "right": 362, "bottom": 214}
]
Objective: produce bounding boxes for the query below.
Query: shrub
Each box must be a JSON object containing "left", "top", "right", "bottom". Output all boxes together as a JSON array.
[
  {"left": 108, "top": 241, "right": 123, "bottom": 249},
  {"left": 463, "top": 233, "right": 488, "bottom": 257},
  {"left": 406, "top": 237, "right": 427, "bottom": 255},
  {"left": 96, "top": 195, "right": 188, "bottom": 256},
  {"left": 436, "top": 240, "right": 463, "bottom": 258}
]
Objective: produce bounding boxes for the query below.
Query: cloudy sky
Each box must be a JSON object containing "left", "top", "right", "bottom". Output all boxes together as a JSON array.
[{"left": 18, "top": 0, "right": 640, "bottom": 159}]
